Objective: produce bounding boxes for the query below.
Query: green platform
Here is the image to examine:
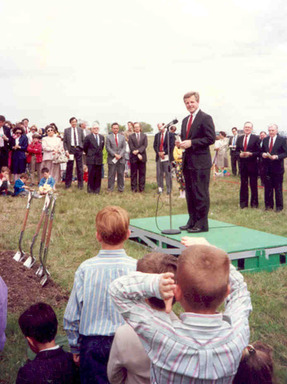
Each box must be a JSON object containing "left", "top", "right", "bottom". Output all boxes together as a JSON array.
[{"left": 130, "top": 215, "right": 287, "bottom": 273}]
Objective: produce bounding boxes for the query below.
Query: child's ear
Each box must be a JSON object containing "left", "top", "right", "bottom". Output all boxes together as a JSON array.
[
  {"left": 26, "top": 337, "right": 38, "bottom": 353},
  {"left": 125, "top": 229, "right": 131, "bottom": 240},
  {"left": 174, "top": 284, "right": 183, "bottom": 302},
  {"left": 225, "top": 284, "right": 231, "bottom": 298},
  {"left": 96, "top": 231, "right": 102, "bottom": 243}
]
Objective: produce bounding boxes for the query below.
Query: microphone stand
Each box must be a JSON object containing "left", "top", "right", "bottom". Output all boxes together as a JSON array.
[{"left": 161, "top": 125, "right": 181, "bottom": 235}]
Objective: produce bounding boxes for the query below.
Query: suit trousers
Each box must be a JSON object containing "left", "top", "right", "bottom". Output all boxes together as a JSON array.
[
  {"left": 130, "top": 160, "right": 146, "bottom": 192},
  {"left": 239, "top": 165, "right": 258, "bottom": 208},
  {"left": 230, "top": 151, "right": 239, "bottom": 176},
  {"left": 108, "top": 162, "right": 125, "bottom": 192},
  {"left": 156, "top": 160, "right": 172, "bottom": 193},
  {"left": 87, "top": 164, "right": 102, "bottom": 193},
  {"left": 264, "top": 173, "right": 283, "bottom": 210},
  {"left": 65, "top": 148, "right": 83, "bottom": 188},
  {"left": 79, "top": 335, "right": 114, "bottom": 384},
  {"left": 183, "top": 167, "right": 210, "bottom": 230}
]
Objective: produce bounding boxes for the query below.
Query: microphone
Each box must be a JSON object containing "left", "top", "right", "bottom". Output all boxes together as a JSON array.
[{"left": 163, "top": 119, "right": 178, "bottom": 129}]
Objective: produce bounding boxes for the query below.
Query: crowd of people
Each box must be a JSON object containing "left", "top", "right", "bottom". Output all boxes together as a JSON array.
[{"left": 0, "top": 206, "right": 275, "bottom": 383}]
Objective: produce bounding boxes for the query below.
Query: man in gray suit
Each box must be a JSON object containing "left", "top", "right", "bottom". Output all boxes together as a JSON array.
[
  {"left": 106, "top": 122, "right": 126, "bottom": 192},
  {"left": 63, "top": 117, "right": 84, "bottom": 189}
]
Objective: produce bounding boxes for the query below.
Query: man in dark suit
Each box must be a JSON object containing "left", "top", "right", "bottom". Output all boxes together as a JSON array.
[
  {"left": 63, "top": 117, "right": 84, "bottom": 189},
  {"left": 261, "top": 124, "right": 287, "bottom": 211},
  {"left": 106, "top": 122, "right": 126, "bottom": 192},
  {"left": 236, "top": 122, "right": 260, "bottom": 209},
  {"left": 83, "top": 123, "right": 105, "bottom": 194},
  {"left": 128, "top": 122, "right": 148, "bottom": 192},
  {"left": 228, "top": 127, "right": 240, "bottom": 176},
  {"left": 0, "top": 116, "right": 11, "bottom": 169},
  {"left": 178, "top": 91, "right": 215, "bottom": 233},
  {"left": 153, "top": 123, "right": 175, "bottom": 194}
]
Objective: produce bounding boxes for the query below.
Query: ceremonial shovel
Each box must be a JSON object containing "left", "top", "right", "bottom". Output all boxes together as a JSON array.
[
  {"left": 13, "top": 191, "right": 35, "bottom": 262},
  {"left": 40, "top": 195, "right": 57, "bottom": 286},
  {"left": 23, "top": 193, "right": 51, "bottom": 268}
]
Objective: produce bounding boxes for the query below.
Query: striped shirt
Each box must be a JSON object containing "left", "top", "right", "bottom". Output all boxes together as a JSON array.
[
  {"left": 63, "top": 249, "right": 137, "bottom": 354},
  {"left": 110, "top": 265, "right": 252, "bottom": 384}
]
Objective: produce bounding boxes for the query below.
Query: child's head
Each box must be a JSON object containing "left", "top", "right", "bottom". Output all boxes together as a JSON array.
[
  {"left": 176, "top": 245, "right": 230, "bottom": 313},
  {"left": 41, "top": 167, "right": 50, "bottom": 178},
  {"left": 20, "top": 173, "right": 29, "bottom": 182},
  {"left": 83, "top": 165, "right": 88, "bottom": 173},
  {"left": 19, "top": 302, "right": 58, "bottom": 352},
  {"left": 137, "top": 252, "right": 177, "bottom": 310},
  {"left": 1, "top": 166, "right": 10, "bottom": 177},
  {"left": 233, "top": 341, "right": 274, "bottom": 384},
  {"left": 96, "top": 206, "right": 130, "bottom": 246},
  {"left": 32, "top": 133, "right": 41, "bottom": 143}
]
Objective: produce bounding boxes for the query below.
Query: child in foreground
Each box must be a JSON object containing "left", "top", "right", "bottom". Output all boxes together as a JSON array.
[
  {"left": 13, "top": 173, "right": 29, "bottom": 196},
  {"left": 16, "top": 302, "right": 79, "bottom": 384},
  {"left": 110, "top": 244, "right": 252, "bottom": 383},
  {"left": 64, "top": 206, "right": 137, "bottom": 384},
  {"left": 39, "top": 167, "right": 55, "bottom": 194},
  {"left": 107, "top": 252, "right": 178, "bottom": 384},
  {"left": 233, "top": 341, "right": 274, "bottom": 384},
  {"left": 0, "top": 167, "right": 12, "bottom": 195}
]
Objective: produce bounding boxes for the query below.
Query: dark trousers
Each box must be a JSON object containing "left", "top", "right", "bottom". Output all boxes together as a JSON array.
[
  {"left": 230, "top": 151, "right": 239, "bottom": 176},
  {"left": 264, "top": 172, "right": 283, "bottom": 210},
  {"left": 183, "top": 167, "right": 210, "bottom": 230},
  {"left": 0, "top": 149, "right": 9, "bottom": 168},
  {"left": 239, "top": 165, "right": 258, "bottom": 208},
  {"left": 79, "top": 335, "right": 114, "bottom": 384},
  {"left": 87, "top": 164, "right": 102, "bottom": 193},
  {"left": 65, "top": 148, "right": 83, "bottom": 188},
  {"left": 130, "top": 160, "right": 146, "bottom": 192}
]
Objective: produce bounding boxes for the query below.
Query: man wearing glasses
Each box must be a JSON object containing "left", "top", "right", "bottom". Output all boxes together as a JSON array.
[{"left": 63, "top": 117, "right": 84, "bottom": 189}]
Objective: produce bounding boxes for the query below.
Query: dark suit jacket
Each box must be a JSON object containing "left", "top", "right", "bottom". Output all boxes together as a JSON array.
[
  {"left": 83, "top": 133, "right": 105, "bottom": 165},
  {"left": 63, "top": 127, "right": 84, "bottom": 152},
  {"left": 153, "top": 131, "right": 175, "bottom": 162},
  {"left": 261, "top": 135, "right": 287, "bottom": 175},
  {"left": 236, "top": 134, "right": 260, "bottom": 173},
  {"left": 16, "top": 347, "right": 79, "bottom": 384},
  {"left": 180, "top": 110, "right": 216, "bottom": 170},
  {"left": 10, "top": 135, "right": 28, "bottom": 160},
  {"left": 128, "top": 133, "right": 148, "bottom": 163}
]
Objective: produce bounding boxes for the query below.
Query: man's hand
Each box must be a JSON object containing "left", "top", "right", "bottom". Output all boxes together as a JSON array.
[
  {"left": 133, "top": 150, "right": 139, "bottom": 155},
  {"left": 115, "top": 154, "right": 121, "bottom": 160},
  {"left": 180, "top": 140, "right": 192, "bottom": 149},
  {"left": 73, "top": 353, "right": 80, "bottom": 366},
  {"left": 262, "top": 153, "right": 268, "bottom": 158},
  {"left": 159, "top": 272, "right": 176, "bottom": 313}
]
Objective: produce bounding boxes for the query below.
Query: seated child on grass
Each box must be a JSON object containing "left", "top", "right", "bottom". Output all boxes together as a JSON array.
[
  {"left": 64, "top": 206, "right": 137, "bottom": 384},
  {"left": 39, "top": 167, "right": 55, "bottom": 194},
  {"left": 0, "top": 167, "right": 13, "bottom": 195},
  {"left": 110, "top": 244, "right": 252, "bottom": 383},
  {"left": 108, "top": 252, "right": 178, "bottom": 384},
  {"left": 233, "top": 341, "right": 274, "bottom": 384},
  {"left": 13, "top": 173, "right": 29, "bottom": 196},
  {"left": 16, "top": 302, "right": 79, "bottom": 384}
]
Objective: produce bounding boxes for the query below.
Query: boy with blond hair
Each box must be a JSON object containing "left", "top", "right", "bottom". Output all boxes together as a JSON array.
[
  {"left": 64, "top": 206, "right": 136, "bottom": 384},
  {"left": 110, "top": 245, "right": 252, "bottom": 384}
]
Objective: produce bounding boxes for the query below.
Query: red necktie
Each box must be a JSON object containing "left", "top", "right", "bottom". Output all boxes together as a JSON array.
[
  {"left": 269, "top": 137, "right": 273, "bottom": 153},
  {"left": 159, "top": 132, "right": 164, "bottom": 151},
  {"left": 115, "top": 134, "right": 118, "bottom": 147},
  {"left": 185, "top": 114, "right": 193, "bottom": 139},
  {"left": 243, "top": 135, "right": 248, "bottom": 151}
]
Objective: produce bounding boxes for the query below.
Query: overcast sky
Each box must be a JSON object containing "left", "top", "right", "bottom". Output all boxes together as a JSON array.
[{"left": 1, "top": 0, "right": 287, "bottom": 133}]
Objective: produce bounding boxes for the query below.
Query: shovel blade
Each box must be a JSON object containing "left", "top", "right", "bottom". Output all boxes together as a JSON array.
[
  {"left": 23, "top": 256, "right": 36, "bottom": 269},
  {"left": 40, "top": 275, "right": 48, "bottom": 286},
  {"left": 36, "top": 266, "right": 43, "bottom": 277},
  {"left": 13, "top": 251, "right": 22, "bottom": 262}
]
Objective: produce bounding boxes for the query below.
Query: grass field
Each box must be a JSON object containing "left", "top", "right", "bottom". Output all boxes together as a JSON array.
[{"left": 1, "top": 136, "right": 287, "bottom": 383}]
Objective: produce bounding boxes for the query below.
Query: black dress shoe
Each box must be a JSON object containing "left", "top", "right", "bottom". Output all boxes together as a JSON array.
[
  {"left": 179, "top": 223, "right": 193, "bottom": 231},
  {"left": 187, "top": 227, "right": 208, "bottom": 234}
]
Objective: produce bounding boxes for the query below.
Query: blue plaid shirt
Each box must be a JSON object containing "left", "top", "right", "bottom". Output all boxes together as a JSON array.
[{"left": 110, "top": 265, "right": 252, "bottom": 384}]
